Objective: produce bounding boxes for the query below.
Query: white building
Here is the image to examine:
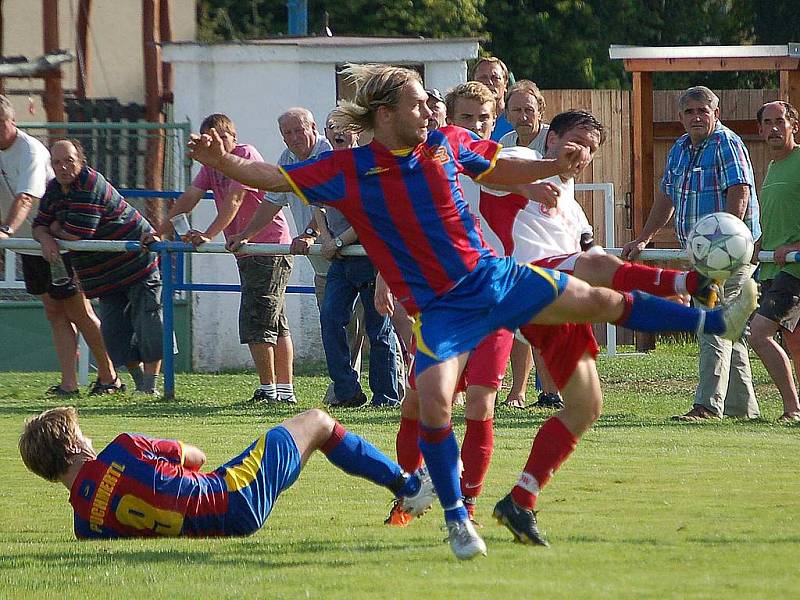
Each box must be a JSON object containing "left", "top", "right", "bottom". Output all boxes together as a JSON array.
[{"left": 162, "top": 36, "right": 480, "bottom": 371}]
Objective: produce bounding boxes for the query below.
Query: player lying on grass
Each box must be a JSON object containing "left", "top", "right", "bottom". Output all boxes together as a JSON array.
[
  {"left": 187, "top": 63, "right": 758, "bottom": 560},
  {"left": 19, "top": 406, "right": 435, "bottom": 539}
]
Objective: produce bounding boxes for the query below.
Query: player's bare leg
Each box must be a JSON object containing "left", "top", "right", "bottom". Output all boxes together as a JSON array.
[{"left": 280, "top": 409, "right": 436, "bottom": 515}]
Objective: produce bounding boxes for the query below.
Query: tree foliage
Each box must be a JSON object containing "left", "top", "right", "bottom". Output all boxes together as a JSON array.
[{"left": 197, "top": 0, "right": 800, "bottom": 90}]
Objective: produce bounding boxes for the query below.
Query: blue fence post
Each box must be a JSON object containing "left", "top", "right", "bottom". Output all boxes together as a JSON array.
[{"left": 161, "top": 244, "right": 175, "bottom": 400}]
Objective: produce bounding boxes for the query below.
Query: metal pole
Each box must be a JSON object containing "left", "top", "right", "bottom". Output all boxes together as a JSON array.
[{"left": 160, "top": 247, "right": 175, "bottom": 399}]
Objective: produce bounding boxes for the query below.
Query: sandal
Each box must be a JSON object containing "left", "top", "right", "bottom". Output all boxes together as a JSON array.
[
  {"left": 777, "top": 412, "right": 800, "bottom": 423},
  {"left": 89, "top": 377, "right": 127, "bottom": 396},
  {"left": 46, "top": 385, "right": 80, "bottom": 397}
]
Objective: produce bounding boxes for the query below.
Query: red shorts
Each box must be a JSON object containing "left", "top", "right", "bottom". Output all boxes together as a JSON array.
[
  {"left": 408, "top": 327, "right": 513, "bottom": 392},
  {"left": 517, "top": 252, "right": 600, "bottom": 390}
]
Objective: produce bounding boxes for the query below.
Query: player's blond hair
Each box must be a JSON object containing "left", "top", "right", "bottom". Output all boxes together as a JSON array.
[
  {"left": 329, "top": 63, "right": 423, "bottom": 133},
  {"left": 444, "top": 81, "right": 496, "bottom": 120},
  {"left": 506, "top": 80, "right": 547, "bottom": 118},
  {"left": 19, "top": 406, "right": 82, "bottom": 482}
]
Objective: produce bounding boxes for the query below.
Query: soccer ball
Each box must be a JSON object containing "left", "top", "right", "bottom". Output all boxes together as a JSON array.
[{"left": 686, "top": 212, "right": 754, "bottom": 280}]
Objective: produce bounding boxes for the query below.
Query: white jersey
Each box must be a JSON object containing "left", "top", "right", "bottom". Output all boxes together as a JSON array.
[
  {"left": 479, "top": 145, "right": 592, "bottom": 262},
  {"left": 0, "top": 129, "right": 53, "bottom": 241},
  {"left": 460, "top": 174, "right": 504, "bottom": 255}
]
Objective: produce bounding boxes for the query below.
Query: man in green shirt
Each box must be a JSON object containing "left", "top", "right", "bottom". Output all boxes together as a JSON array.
[{"left": 749, "top": 101, "right": 800, "bottom": 422}]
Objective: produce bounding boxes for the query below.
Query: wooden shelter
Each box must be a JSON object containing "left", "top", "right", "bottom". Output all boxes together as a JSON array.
[{"left": 609, "top": 44, "right": 800, "bottom": 236}]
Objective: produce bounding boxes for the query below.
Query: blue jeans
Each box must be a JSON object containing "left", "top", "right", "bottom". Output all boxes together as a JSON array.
[{"left": 320, "top": 257, "right": 400, "bottom": 406}]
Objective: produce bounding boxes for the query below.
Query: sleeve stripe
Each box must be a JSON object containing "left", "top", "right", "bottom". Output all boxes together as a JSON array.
[
  {"left": 473, "top": 142, "right": 503, "bottom": 183},
  {"left": 277, "top": 165, "right": 311, "bottom": 206}
]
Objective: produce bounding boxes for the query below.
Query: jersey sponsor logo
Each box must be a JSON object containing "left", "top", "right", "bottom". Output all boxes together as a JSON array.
[
  {"left": 364, "top": 166, "right": 391, "bottom": 176},
  {"left": 419, "top": 145, "right": 450, "bottom": 164},
  {"left": 88, "top": 462, "right": 126, "bottom": 533}
]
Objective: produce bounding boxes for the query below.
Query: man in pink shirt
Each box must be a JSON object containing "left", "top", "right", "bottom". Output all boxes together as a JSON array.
[{"left": 150, "top": 113, "right": 296, "bottom": 404}]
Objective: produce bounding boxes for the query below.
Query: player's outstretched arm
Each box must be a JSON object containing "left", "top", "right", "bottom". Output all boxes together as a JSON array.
[
  {"left": 188, "top": 128, "right": 291, "bottom": 192},
  {"left": 482, "top": 142, "right": 589, "bottom": 186}
]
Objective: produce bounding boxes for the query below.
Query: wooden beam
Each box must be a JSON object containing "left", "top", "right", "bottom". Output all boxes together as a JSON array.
[
  {"left": 623, "top": 57, "right": 800, "bottom": 73},
  {"left": 631, "top": 71, "right": 653, "bottom": 236},
  {"left": 42, "top": 0, "right": 65, "bottom": 123},
  {"left": 75, "top": 0, "right": 91, "bottom": 99},
  {"left": 780, "top": 69, "right": 800, "bottom": 108},
  {"left": 142, "top": 0, "right": 165, "bottom": 226},
  {"left": 159, "top": 0, "right": 173, "bottom": 103}
]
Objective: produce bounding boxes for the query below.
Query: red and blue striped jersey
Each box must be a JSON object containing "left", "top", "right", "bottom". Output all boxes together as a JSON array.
[
  {"left": 280, "top": 126, "right": 501, "bottom": 314},
  {"left": 69, "top": 434, "right": 228, "bottom": 539}
]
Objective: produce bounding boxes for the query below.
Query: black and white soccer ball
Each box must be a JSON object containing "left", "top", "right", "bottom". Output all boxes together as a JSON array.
[{"left": 686, "top": 212, "right": 754, "bottom": 280}]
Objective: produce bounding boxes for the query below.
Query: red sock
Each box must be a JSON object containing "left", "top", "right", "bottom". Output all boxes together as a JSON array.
[
  {"left": 611, "top": 261, "right": 684, "bottom": 297},
  {"left": 511, "top": 417, "right": 578, "bottom": 510},
  {"left": 396, "top": 417, "right": 423, "bottom": 473},
  {"left": 460, "top": 418, "right": 494, "bottom": 499}
]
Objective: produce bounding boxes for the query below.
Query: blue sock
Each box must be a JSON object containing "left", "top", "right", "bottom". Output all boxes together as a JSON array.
[
  {"left": 419, "top": 424, "right": 467, "bottom": 522},
  {"left": 618, "top": 291, "right": 717, "bottom": 333},
  {"left": 322, "top": 423, "right": 405, "bottom": 491}
]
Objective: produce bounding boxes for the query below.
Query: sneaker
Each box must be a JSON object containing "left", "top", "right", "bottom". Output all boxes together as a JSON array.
[
  {"left": 278, "top": 393, "right": 298, "bottom": 405},
  {"left": 533, "top": 392, "right": 564, "bottom": 409},
  {"left": 720, "top": 279, "right": 759, "bottom": 342},
  {"left": 46, "top": 384, "right": 80, "bottom": 397},
  {"left": 693, "top": 274, "right": 721, "bottom": 307},
  {"left": 88, "top": 377, "right": 126, "bottom": 396},
  {"left": 330, "top": 391, "right": 368, "bottom": 408},
  {"left": 250, "top": 388, "right": 277, "bottom": 403},
  {"left": 399, "top": 466, "right": 437, "bottom": 517},
  {"left": 133, "top": 388, "right": 161, "bottom": 398},
  {"left": 384, "top": 499, "right": 414, "bottom": 527},
  {"left": 493, "top": 494, "right": 549, "bottom": 547},
  {"left": 446, "top": 519, "right": 487, "bottom": 560},
  {"left": 671, "top": 405, "right": 720, "bottom": 421}
]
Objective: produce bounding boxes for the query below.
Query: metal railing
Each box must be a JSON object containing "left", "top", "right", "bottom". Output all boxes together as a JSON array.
[{"left": 3, "top": 235, "right": 795, "bottom": 400}]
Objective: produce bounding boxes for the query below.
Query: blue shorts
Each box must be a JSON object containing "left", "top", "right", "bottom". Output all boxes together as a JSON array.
[
  {"left": 218, "top": 425, "right": 302, "bottom": 536},
  {"left": 413, "top": 256, "right": 568, "bottom": 375}
]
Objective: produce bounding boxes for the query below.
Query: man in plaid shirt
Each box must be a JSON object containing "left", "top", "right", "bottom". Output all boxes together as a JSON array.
[{"left": 623, "top": 85, "right": 761, "bottom": 421}]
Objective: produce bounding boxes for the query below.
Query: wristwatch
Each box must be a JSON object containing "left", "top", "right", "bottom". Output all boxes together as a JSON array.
[
  {"left": 0, "top": 224, "right": 12, "bottom": 235},
  {"left": 334, "top": 236, "right": 345, "bottom": 249},
  {"left": 304, "top": 227, "right": 318, "bottom": 237}
]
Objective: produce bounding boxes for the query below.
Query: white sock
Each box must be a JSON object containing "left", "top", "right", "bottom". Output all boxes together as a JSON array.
[
  {"left": 277, "top": 383, "right": 295, "bottom": 399},
  {"left": 259, "top": 383, "right": 277, "bottom": 398},
  {"left": 674, "top": 271, "right": 689, "bottom": 295}
]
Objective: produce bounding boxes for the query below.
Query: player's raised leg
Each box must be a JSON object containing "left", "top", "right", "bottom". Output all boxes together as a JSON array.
[
  {"left": 531, "top": 272, "right": 757, "bottom": 342},
  {"left": 280, "top": 409, "right": 435, "bottom": 516}
]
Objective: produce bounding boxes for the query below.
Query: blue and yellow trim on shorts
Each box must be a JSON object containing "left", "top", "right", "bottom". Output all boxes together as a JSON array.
[{"left": 224, "top": 433, "right": 267, "bottom": 492}]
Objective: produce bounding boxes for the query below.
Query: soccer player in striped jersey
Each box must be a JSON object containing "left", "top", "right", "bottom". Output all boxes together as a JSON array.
[
  {"left": 19, "top": 406, "right": 435, "bottom": 539},
  {"left": 188, "top": 64, "right": 758, "bottom": 559}
]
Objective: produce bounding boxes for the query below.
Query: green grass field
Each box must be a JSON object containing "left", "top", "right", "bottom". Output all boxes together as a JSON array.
[{"left": 1, "top": 343, "right": 798, "bottom": 599}]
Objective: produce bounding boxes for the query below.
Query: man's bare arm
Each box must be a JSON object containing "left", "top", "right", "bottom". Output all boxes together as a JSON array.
[
  {"left": 188, "top": 128, "right": 291, "bottom": 192},
  {"left": 480, "top": 142, "right": 589, "bottom": 186},
  {"left": 724, "top": 184, "right": 749, "bottom": 219},
  {"left": 1, "top": 193, "right": 37, "bottom": 234}
]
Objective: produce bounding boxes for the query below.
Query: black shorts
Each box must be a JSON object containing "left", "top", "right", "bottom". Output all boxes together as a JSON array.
[
  {"left": 757, "top": 271, "right": 800, "bottom": 332},
  {"left": 20, "top": 253, "right": 78, "bottom": 300}
]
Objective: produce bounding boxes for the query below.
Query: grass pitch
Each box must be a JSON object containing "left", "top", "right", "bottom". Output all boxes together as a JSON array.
[{"left": 1, "top": 343, "right": 798, "bottom": 599}]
